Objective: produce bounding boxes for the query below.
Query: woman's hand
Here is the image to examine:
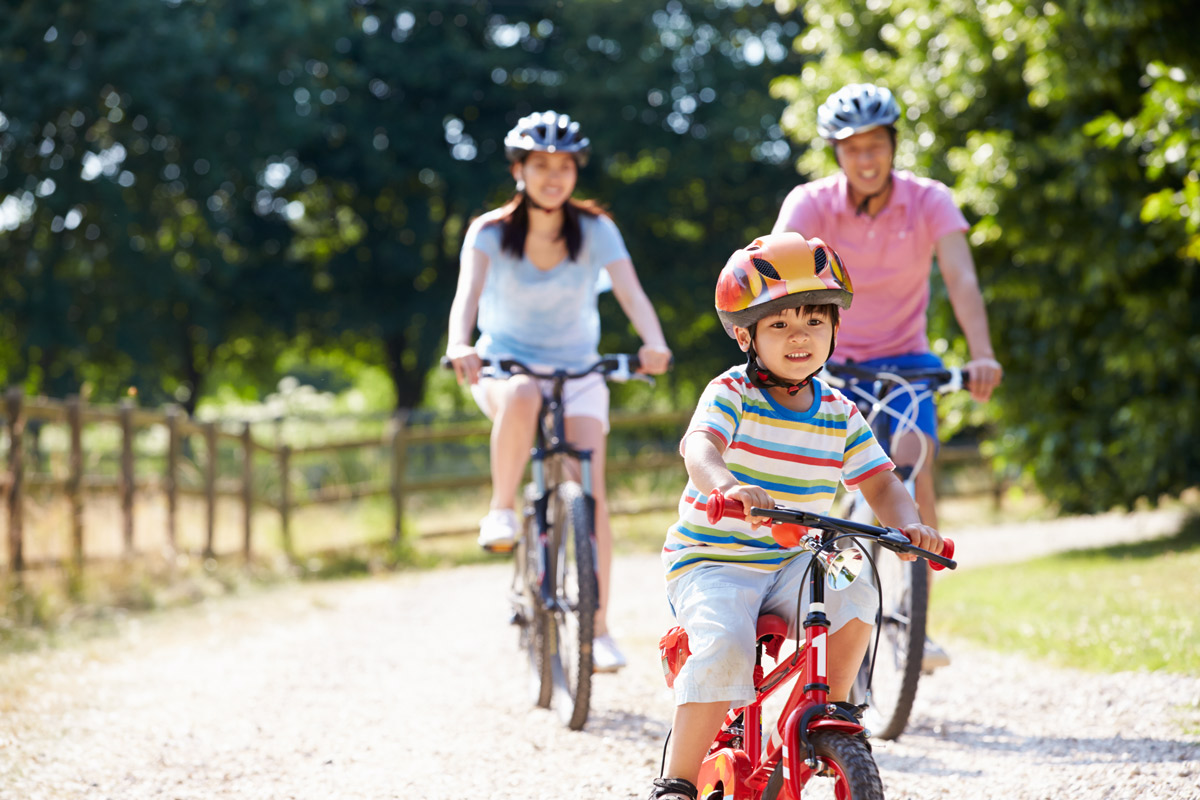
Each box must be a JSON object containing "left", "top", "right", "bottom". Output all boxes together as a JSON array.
[
  {"left": 724, "top": 484, "right": 775, "bottom": 529},
  {"left": 637, "top": 344, "right": 672, "bottom": 375},
  {"left": 446, "top": 343, "right": 482, "bottom": 385},
  {"left": 898, "top": 522, "right": 943, "bottom": 562}
]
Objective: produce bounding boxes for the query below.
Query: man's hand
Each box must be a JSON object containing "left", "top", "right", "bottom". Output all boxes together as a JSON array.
[{"left": 965, "top": 357, "right": 1003, "bottom": 402}]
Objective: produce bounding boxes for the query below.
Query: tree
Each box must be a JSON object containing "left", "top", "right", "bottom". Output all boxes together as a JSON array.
[{"left": 772, "top": 0, "right": 1200, "bottom": 512}]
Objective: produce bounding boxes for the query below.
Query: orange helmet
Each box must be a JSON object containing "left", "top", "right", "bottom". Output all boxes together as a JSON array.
[{"left": 715, "top": 232, "right": 853, "bottom": 338}]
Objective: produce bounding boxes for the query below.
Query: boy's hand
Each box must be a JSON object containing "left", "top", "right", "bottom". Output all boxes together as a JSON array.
[
  {"left": 898, "top": 523, "right": 943, "bottom": 562},
  {"left": 724, "top": 484, "right": 775, "bottom": 529}
]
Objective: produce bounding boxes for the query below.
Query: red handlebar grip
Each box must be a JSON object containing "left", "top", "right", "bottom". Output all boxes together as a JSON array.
[
  {"left": 704, "top": 490, "right": 807, "bottom": 548},
  {"left": 930, "top": 537, "right": 955, "bottom": 571}
]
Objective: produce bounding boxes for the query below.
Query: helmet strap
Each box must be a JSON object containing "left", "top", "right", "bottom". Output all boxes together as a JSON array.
[
  {"left": 743, "top": 325, "right": 839, "bottom": 397},
  {"left": 853, "top": 170, "right": 894, "bottom": 217},
  {"left": 744, "top": 331, "right": 812, "bottom": 396}
]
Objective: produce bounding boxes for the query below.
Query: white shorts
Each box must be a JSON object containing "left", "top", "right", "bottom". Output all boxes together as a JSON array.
[
  {"left": 664, "top": 557, "right": 878, "bottom": 707},
  {"left": 469, "top": 371, "right": 610, "bottom": 432}
]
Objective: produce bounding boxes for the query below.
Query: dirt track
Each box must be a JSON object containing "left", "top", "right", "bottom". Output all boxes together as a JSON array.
[{"left": 0, "top": 508, "right": 1197, "bottom": 799}]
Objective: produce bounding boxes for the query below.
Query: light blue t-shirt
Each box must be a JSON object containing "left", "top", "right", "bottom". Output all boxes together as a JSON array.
[{"left": 464, "top": 211, "right": 631, "bottom": 370}]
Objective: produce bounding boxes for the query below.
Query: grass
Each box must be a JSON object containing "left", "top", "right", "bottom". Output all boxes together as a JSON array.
[{"left": 931, "top": 511, "right": 1200, "bottom": 675}]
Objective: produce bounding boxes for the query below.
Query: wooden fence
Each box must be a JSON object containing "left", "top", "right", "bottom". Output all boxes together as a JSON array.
[
  {"left": 0, "top": 387, "right": 693, "bottom": 571},
  {"left": 0, "top": 387, "right": 998, "bottom": 572}
]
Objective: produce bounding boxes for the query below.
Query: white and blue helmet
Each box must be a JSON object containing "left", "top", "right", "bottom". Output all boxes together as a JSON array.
[{"left": 816, "top": 84, "right": 901, "bottom": 141}]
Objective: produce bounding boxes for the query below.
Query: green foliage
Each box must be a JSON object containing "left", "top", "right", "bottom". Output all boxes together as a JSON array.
[
  {"left": 774, "top": 0, "right": 1200, "bottom": 512},
  {"left": 2, "top": 0, "right": 807, "bottom": 417},
  {"left": 932, "top": 514, "right": 1200, "bottom": 675}
]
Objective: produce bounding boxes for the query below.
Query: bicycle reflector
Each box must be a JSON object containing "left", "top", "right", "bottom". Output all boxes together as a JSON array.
[{"left": 658, "top": 626, "right": 691, "bottom": 689}]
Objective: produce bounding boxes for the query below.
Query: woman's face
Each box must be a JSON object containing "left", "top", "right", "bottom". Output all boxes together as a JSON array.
[{"left": 512, "top": 151, "right": 578, "bottom": 210}]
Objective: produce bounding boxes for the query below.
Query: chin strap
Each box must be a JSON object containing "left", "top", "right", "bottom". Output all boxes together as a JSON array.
[
  {"left": 743, "top": 326, "right": 838, "bottom": 396},
  {"left": 854, "top": 171, "right": 894, "bottom": 217},
  {"left": 517, "top": 183, "right": 560, "bottom": 214}
]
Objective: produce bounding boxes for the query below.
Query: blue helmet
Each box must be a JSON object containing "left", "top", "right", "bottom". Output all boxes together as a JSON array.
[{"left": 816, "top": 84, "right": 901, "bottom": 141}]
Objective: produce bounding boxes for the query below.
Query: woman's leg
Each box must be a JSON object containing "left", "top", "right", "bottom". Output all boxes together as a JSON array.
[{"left": 482, "top": 375, "right": 541, "bottom": 510}]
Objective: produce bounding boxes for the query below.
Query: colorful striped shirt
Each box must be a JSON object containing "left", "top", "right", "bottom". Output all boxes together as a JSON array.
[{"left": 663, "top": 367, "right": 893, "bottom": 582}]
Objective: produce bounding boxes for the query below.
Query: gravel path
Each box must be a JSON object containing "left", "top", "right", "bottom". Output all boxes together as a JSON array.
[{"left": 0, "top": 508, "right": 1197, "bottom": 799}]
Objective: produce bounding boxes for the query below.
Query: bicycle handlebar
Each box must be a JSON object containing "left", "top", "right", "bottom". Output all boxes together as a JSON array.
[
  {"left": 824, "top": 362, "right": 969, "bottom": 393},
  {"left": 440, "top": 353, "right": 660, "bottom": 383},
  {"left": 705, "top": 490, "right": 956, "bottom": 571}
]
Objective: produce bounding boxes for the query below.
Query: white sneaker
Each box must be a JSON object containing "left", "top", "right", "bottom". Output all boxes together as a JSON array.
[
  {"left": 592, "top": 633, "right": 627, "bottom": 673},
  {"left": 477, "top": 509, "right": 518, "bottom": 553},
  {"left": 922, "top": 636, "right": 951, "bottom": 673}
]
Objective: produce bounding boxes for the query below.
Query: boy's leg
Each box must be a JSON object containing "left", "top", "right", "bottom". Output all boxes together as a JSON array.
[
  {"left": 827, "top": 618, "right": 872, "bottom": 701},
  {"left": 664, "top": 701, "right": 731, "bottom": 786}
]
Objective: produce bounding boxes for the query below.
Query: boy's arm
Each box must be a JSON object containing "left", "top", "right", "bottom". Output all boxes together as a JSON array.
[
  {"left": 682, "top": 431, "right": 774, "bottom": 527},
  {"left": 857, "top": 470, "right": 944, "bottom": 557}
]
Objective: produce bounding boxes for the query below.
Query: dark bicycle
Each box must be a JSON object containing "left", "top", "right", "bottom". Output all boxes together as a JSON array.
[
  {"left": 822, "top": 361, "right": 968, "bottom": 740},
  {"left": 475, "top": 354, "right": 654, "bottom": 731}
]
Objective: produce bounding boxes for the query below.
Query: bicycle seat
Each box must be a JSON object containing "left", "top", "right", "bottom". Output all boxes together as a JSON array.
[{"left": 757, "top": 614, "right": 789, "bottom": 661}]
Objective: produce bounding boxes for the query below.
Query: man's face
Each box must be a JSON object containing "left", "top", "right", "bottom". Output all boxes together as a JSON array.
[{"left": 834, "top": 127, "right": 894, "bottom": 198}]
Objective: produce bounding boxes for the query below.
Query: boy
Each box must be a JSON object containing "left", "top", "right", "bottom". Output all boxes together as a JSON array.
[{"left": 649, "top": 232, "right": 943, "bottom": 800}]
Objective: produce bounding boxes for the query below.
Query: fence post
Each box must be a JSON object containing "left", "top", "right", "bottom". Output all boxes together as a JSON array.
[
  {"left": 241, "top": 422, "right": 253, "bottom": 561},
  {"left": 119, "top": 399, "right": 135, "bottom": 556},
  {"left": 278, "top": 444, "right": 292, "bottom": 556},
  {"left": 165, "top": 406, "right": 180, "bottom": 555},
  {"left": 67, "top": 395, "right": 84, "bottom": 566},
  {"left": 390, "top": 409, "right": 409, "bottom": 545},
  {"left": 204, "top": 421, "right": 217, "bottom": 558},
  {"left": 5, "top": 387, "right": 25, "bottom": 572}
]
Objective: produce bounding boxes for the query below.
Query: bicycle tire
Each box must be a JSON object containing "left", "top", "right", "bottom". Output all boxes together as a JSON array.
[
  {"left": 515, "top": 482, "right": 552, "bottom": 709},
  {"left": 762, "top": 732, "right": 884, "bottom": 800},
  {"left": 546, "top": 480, "right": 596, "bottom": 730},
  {"left": 852, "top": 546, "right": 928, "bottom": 740}
]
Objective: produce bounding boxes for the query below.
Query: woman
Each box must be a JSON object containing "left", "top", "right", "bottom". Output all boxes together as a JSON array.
[{"left": 446, "top": 110, "right": 671, "bottom": 672}]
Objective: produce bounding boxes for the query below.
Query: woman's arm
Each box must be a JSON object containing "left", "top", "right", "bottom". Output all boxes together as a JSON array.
[
  {"left": 604, "top": 257, "right": 672, "bottom": 374},
  {"left": 446, "top": 244, "right": 490, "bottom": 385},
  {"left": 936, "top": 230, "right": 1003, "bottom": 402}
]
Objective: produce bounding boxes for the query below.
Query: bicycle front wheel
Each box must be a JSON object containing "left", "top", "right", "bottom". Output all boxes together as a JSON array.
[
  {"left": 763, "top": 731, "right": 884, "bottom": 800},
  {"left": 514, "top": 483, "right": 552, "bottom": 709},
  {"left": 546, "top": 480, "right": 597, "bottom": 730},
  {"left": 853, "top": 546, "right": 928, "bottom": 740}
]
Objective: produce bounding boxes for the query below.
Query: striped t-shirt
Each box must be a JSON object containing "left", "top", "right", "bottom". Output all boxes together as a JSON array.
[{"left": 663, "top": 367, "right": 893, "bottom": 582}]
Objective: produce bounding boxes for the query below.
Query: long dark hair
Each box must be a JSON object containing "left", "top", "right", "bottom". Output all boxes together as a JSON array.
[{"left": 493, "top": 194, "right": 610, "bottom": 262}]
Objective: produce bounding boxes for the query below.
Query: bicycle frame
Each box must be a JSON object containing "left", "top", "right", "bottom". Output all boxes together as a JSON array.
[
  {"left": 526, "top": 369, "right": 597, "bottom": 612},
  {"left": 697, "top": 553, "right": 865, "bottom": 800}
]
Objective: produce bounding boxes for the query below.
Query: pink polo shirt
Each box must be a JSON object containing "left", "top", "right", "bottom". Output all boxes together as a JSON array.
[{"left": 774, "top": 170, "right": 968, "bottom": 362}]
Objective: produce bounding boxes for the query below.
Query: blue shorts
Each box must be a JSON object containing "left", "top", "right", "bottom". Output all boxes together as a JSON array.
[{"left": 834, "top": 352, "right": 943, "bottom": 448}]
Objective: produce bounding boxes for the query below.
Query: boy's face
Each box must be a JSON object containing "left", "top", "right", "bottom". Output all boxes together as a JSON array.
[{"left": 735, "top": 307, "right": 837, "bottom": 380}]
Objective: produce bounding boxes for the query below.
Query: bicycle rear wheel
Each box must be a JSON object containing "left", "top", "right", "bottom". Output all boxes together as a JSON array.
[
  {"left": 853, "top": 546, "right": 928, "bottom": 740},
  {"left": 513, "top": 483, "right": 552, "bottom": 709},
  {"left": 546, "top": 480, "right": 596, "bottom": 730}
]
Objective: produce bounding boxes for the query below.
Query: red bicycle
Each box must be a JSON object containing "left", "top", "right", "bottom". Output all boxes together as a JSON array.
[{"left": 659, "top": 490, "right": 956, "bottom": 800}]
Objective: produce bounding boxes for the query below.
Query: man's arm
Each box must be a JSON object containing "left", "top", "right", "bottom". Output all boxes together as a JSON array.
[{"left": 935, "top": 230, "right": 1003, "bottom": 402}]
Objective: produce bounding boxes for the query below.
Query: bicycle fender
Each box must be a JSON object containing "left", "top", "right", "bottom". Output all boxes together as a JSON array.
[
  {"left": 697, "top": 748, "right": 750, "bottom": 800},
  {"left": 782, "top": 706, "right": 867, "bottom": 796}
]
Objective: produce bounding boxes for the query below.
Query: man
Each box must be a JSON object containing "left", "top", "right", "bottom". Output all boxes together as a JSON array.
[{"left": 772, "top": 83, "right": 1002, "bottom": 669}]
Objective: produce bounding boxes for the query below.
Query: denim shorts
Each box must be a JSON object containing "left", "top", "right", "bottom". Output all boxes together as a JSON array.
[
  {"left": 664, "top": 556, "right": 878, "bottom": 707},
  {"left": 836, "top": 352, "right": 944, "bottom": 447}
]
